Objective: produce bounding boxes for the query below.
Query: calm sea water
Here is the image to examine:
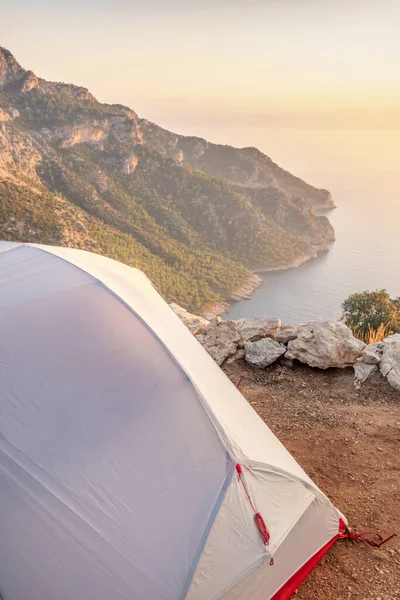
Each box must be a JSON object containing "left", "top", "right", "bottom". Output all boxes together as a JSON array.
[{"left": 200, "top": 128, "right": 400, "bottom": 324}]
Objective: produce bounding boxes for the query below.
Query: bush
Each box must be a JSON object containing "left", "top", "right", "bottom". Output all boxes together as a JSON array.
[{"left": 341, "top": 289, "right": 400, "bottom": 338}]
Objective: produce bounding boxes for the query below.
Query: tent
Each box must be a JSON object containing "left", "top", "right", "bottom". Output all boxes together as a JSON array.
[{"left": 0, "top": 241, "right": 346, "bottom": 600}]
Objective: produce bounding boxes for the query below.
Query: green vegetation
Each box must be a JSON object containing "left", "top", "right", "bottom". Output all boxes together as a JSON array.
[
  {"left": 0, "top": 180, "right": 64, "bottom": 243},
  {"left": 52, "top": 142, "right": 308, "bottom": 271},
  {"left": 0, "top": 180, "right": 248, "bottom": 313},
  {"left": 0, "top": 63, "right": 334, "bottom": 313},
  {"left": 9, "top": 88, "right": 128, "bottom": 127},
  {"left": 342, "top": 290, "right": 400, "bottom": 340}
]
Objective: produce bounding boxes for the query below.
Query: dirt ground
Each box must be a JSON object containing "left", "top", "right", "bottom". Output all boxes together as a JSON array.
[{"left": 222, "top": 360, "right": 400, "bottom": 600}]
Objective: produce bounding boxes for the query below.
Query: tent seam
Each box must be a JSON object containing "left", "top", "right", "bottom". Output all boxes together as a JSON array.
[
  {"left": 181, "top": 473, "right": 316, "bottom": 600},
  {"left": 0, "top": 242, "right": 23, "bottom": 255},
  {"left": 245, "top": 460, "right": 340, "bottom": 513},
  {"left": 181, "top": 462, "right": 235, "bottom": 600}
]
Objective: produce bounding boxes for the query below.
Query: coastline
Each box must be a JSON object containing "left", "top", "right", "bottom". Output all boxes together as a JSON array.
[
  {"left": 202, "top": 248, "right": 331, "bottom": 320},
  {"left": 254, "top": 249, "right": 327, "bottom": 274},
  {"left": 202, "top": 273, "right": 263, "bottom": 320}
]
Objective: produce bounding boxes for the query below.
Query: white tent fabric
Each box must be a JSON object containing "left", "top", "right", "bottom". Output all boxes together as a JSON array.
[{"left": 0, "top": 242, "right": 345, "bottom": 600}]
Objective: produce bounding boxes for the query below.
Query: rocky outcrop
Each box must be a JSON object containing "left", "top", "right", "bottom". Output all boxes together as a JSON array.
[
  {"left": 195, "top": 319, "right": 240, "bottom": 365},
  {"left": 352, "top": 342, "right": 385, "bottom": 386},
  {"left": 56, "top": 123, "right": 108, "bottom": 148},
  {"left": 170, "top": 305, "right": 399, "bottom": 388},
  {"left": 225, "top": 348, "right": 245, "bottom": 365},
  {"left": 285, "top": 321, "right": 365, "bottom": 369},
  {"left": 380, "top": 334, "right": 400, "bottom": 391},
  {"left": 274, "top": 326, "right": 298, "bottom": 344},
  {"left": 44, "top": 115, "right": 142, "bottom": 150},
  {"left": 0, "top": 108, "right": 10, "bottom": 122},
  {"left": 228, "top": 274, "right": 263, "bottom": 302},
  {"left": 354, "top": 360, "right": 378, "bottom": 386},
  {"left": 244, "top": 338, "right": 286, "bottom": 368},
  {"left": 169, "top": 302, "right": 209, "bottom": 334},
  {"left": 21, "top": 70, "right": 39, "bottom": 92},
  {"left": 140, "top": 123, "right": 335, "bottom": 209},
  {"left": 0, "top": 125, "right": 42, "bottom": 181},
  {"left": 75, "top": 221, "right": 87, "bottom": 232},
  {"left": 0, "top": 107, "right": 20, "bottom": 123},
  {"left": 362, "top": 343, "right": 383, "bottom": 365},
  {"left": 121, "top": 154, "right": 138, "bottom": 174},
  {"left": 0, "top": 47, "right": 25, "bottom": 88},
  {"left": 236, "top": 316, "right": 281, "bottom": 344}
]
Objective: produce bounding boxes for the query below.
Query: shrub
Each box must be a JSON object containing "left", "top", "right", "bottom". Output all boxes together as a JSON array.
[{"left": 341, "top": 289, "right": 400, "bottom": 339}]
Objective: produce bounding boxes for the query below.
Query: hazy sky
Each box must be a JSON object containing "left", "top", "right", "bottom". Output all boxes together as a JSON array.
[{"left": 1, "top": 0, "right": 400, "bottom": 132}]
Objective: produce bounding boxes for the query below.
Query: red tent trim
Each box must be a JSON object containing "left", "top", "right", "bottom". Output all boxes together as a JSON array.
[{"left": 270, "top": 519, "right": 346, "bottom": 600}]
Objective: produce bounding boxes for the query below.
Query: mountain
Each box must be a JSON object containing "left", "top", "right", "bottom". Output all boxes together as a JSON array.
[{"left": 0, "top": 47, "right": 335, "bottom": 314}]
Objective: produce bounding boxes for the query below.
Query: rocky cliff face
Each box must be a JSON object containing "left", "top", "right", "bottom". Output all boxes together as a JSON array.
[
  {"left": 0, "top": 47, "right": 25, "bottom": 88},
  {"left": 140, "top": 123, "right": 334, "bottom": 209},
  {"left": 0, "top": 47, "right": 336, "bottom": 313}
]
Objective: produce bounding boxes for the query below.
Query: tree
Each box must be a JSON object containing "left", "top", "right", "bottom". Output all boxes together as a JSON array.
[{"left": 341, "top": 289, "right": 400, "bottom": 336}]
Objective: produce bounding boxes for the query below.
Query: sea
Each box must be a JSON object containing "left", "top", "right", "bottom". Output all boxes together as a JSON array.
[{"left": 194, "top": 127, "right": 400, "bottom": 325}]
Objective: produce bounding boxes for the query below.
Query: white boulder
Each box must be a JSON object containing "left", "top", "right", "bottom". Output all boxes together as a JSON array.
[
  {"left": 354, "top": 360, "right": 378, "bottom": 386},
  {"left": 380, "top": 334, "right": 400, "bottom": 391},
  {"left": 368, "top": 341, "right": 384, "bottom": 355},
  {"left": 169, "top": 303, "right": 209, "bottom": 334},
  {"left": 244, "top": 337, "right": 286, "bottom": 369},
  {"left": 362, "top": 344, "right": 382, "bottom": 365},
  {"left": 236, "top": 317, "right": 281, "bottom": 344},
  {"left": 196, "top": 319, "right": 240, "bottom": 366},
  {"left": 285, "top": 321, "right": 365, "bottom": 369}
]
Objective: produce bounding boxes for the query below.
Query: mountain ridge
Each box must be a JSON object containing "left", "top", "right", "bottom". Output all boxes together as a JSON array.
[{"left": 0, "top": 46, "right": 335, "bottom": 313}]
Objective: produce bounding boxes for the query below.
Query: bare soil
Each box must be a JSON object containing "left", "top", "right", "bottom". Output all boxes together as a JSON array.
[{"left": 222, "top": 360, "right": 400, "bottom": 600}]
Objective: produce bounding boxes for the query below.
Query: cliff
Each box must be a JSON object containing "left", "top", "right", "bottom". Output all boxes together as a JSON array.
[{"left": 0, "top": 47, "right": 335, "bottom": 313}]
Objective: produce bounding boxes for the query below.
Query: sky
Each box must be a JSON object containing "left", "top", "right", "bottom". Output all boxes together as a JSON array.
[{"left": 1, "top": 0, "right": 400, "bottom": 133}]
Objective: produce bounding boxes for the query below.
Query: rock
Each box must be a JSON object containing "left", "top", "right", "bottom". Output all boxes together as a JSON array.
[
  {"left": 366, "top": 341, "right": 384, "bottom": 356},
  {"left": 370, "top": 341, "right": 384, "bottom": 354},
  {"left": 0, "top": 47, "right": 25, "bottom": 88},
  {"left": 244, "top": 337, "right": 286, "bottom": 369},
  {"left": 354, "top": 360, "right": 378, "bottom": 386},
  {"left": 75, "top": 221, "right": 87, "bottom": 232},
  {"left": 236, "top": 317, "right": 281, "bottom": 344},
  {"left": 274, "top": 327, "right": 298, "bottom": 344},
  {"left": 225, "top": 348, "right": 245, "bottom": 365},
  {"left": 169, "top": 302, "right": 209, "bottom": 334},
  {"left": 121, "top": 153, "right": 138, "bottom": 174},
  {"left": 9, "top": 107, "right": 20, "bottom": 119},
  {"left": 285, "top": 321, "right": 365, "bottom": 369},
  {"left": 380, "top": 334, "right": 400, "bottom": 391},
  {"left": 0, "top": 108, "right": 10, "bottom": 122},
  {"left": 21, "top": 70, "right": 39, "bottom": 92},
  {"left": 195, "top": 319, "right": 240, "bottom": 366},
  {"left": 362, "top": 346, "right": 381, "bottom": 365}
]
